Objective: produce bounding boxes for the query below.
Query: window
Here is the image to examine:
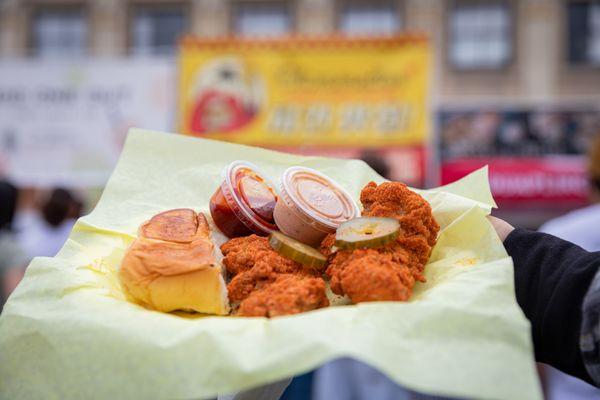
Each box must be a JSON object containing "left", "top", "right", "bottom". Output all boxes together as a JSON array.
[
  {"left": 448, "top": 1, "right": 511, "bottom": 69},
  {"left": 340, "top": 0, "right": 400, "bottom": 35},
  {"left": 233, "top": 1, "right": 291, "bottom": 36},
  {"left": 131, "top": 5, "right": 187, "bottom": 56},
  {"left": 31, "top": 7, "right": 87, "bottom": 57},
  {"left": 567, "top": 1, "right": 600, "bottom": 65}
]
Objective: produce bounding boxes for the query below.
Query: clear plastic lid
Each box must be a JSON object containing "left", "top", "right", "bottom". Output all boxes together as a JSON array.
[
  {"left": 280, "top": 166, "right": 360, "bottom": 232},
  {"left": 220, "top": 160, "right": 278, "bottom": 235}
]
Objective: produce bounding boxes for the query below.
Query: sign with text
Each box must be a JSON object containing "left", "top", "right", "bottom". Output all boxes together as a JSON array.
[
  {"left": 0, "top": 60, "right": 174, "bottom": 187},
  {"left": 438, "top": 108, "right": 600, "bottom": 206},
  {"left": 177, "top": 37, "right": 430, "bottom": 148}
]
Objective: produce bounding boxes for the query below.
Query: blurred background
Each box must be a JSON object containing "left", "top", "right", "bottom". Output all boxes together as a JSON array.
[
  {"left": 1, "top": 0, "right": 599, "bottom": 225},
  {"left": 1, "top": 0, "right": 600, "bottom": 399},
  {"left": 1, "top": 0, "right": 599, "bottom": 226}
]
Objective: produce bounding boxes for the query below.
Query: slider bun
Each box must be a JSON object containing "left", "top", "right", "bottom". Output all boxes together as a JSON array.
[{"left": 120, "top": 209, "right": 230, "bottom": 314}]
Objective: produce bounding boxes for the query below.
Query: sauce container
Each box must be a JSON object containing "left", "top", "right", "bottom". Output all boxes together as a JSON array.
[
  {"left": 209, "top": 161, "right": 278, "bottom": 238},
  {"left": 274, "top": 166, "right": 360, "bottom": 246}
]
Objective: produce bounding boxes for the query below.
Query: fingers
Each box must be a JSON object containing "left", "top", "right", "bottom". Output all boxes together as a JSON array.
[{"left": 487, "top": 215, "right": 515, "bottom": 242}]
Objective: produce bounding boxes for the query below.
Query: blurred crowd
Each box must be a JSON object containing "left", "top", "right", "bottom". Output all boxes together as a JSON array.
[{"left": 0, "top": 183, "right": 83, "bottom": 311}]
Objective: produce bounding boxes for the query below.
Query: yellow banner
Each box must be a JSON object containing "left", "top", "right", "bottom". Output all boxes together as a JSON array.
[{"left": 178, "top": 37, "right": 430, "bottom": 147}]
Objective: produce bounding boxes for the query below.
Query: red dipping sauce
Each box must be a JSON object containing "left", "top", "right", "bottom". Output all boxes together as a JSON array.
[{"left": 209, "top": 161, "right": 278, "bottom": 238}]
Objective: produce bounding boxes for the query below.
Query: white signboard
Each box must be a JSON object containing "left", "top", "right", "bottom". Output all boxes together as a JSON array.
[{"left": 0, "top": 59, "right": 175, "bottom": 187}]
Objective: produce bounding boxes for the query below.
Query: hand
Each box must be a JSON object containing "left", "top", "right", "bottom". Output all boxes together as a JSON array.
[
  {"left": 487, "top": 216, "right": 514, "bottom": 242},
  {"left": 3, "top": 265, "right": 26, "bottom": 300}
]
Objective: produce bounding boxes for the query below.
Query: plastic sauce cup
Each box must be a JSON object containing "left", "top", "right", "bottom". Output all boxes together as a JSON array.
[
  {"left": 274, "top": 166, "right": 360, "bottom": 246},
  {"left": 209, "top": 161, "right": 278, "bottom": 238}
]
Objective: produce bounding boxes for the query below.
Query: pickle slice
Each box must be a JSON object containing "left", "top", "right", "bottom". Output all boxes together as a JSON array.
[
  {"left": 269, "top": 231, "right": 327, "bottom": 269},
  {"left": 335, "top": 217, "right": 400, "bottom": 250}
]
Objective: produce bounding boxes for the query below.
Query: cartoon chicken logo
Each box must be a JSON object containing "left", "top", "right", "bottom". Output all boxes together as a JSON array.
[{"left": 188, "top": 57, "right": 264, "bottom": 135}]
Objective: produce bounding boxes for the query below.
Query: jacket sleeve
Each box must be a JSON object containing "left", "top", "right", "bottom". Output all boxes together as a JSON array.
[
  {"left": 581, "top": 268, "right": 600, "bottom": 385},
  {"left": 504, "top": 228, "right": 600, "bottom": 386}
]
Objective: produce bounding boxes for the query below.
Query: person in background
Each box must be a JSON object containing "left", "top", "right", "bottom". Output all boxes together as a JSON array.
[
  {"left": 16, "top": 188, "right": 83, "bottom": 260},
  {"left": 0, "top": 181, "right": 28, "bottom": 312},
  {"left": 535, "top": 134, "right": 600, "bottom": 399}
]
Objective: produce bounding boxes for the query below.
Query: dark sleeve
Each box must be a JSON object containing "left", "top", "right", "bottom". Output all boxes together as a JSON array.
[
  {"left": 504, "top": 228, "right": 600, "bottom": 385},
  {"left": 581, "top": 269, "right": 600, "bottom": 385}
]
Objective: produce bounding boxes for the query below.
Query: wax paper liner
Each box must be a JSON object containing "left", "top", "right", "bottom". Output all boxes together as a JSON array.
[{"left": 0, "top": 129, "right": 542, "bottom": 400}]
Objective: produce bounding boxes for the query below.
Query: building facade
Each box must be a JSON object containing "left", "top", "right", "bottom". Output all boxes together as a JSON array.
[
  {"left": 1, "top": 0, "right": 600, "bottom": 226},
  {"left": 1, "top": 0, "right": 599, "bottom": 105}
]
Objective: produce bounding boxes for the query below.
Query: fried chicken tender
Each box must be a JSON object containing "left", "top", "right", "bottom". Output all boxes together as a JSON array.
[
  {"left": 323, "top": 181, "right": 439, "bottom": 304},
  {"left": 220, "top": 235, "right": 279, "bottom": 275},
  {"left": 238, "top": 274, "right": 329, "bottom": 317},
  {"left": 227, "top": 253, "right": 314, "bottom": 303},
  {"left": 340, "top": 250, "right": 413, "bottom": 302},
  {"left": 221, "top": 235, "right": 328, "bottom": 316},
  {"left": 361, "top": 181, "right": 438, "bottom": 247}
]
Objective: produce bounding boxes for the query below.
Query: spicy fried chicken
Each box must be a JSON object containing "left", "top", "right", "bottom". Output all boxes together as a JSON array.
[
  {"left": 361, "top": 181, "right": 438, "bottom": 248},
  {"left": 323, "top": 181, "right": 439, "bottom": 304},
  {"left": 237, "top": 274, "right": 329, "bottom": 317},
  {"left": 221, "top": 235, "right": 329, "bottom": 316}
]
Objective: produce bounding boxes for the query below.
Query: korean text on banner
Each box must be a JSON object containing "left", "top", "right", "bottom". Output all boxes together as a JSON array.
[{"left": 177, "top": 37, "right": 430, "bottom": 148}]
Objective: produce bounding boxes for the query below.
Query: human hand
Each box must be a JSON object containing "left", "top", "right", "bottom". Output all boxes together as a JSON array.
[{"left": 487, "top": 216, "right": 514, "bottom": 242}]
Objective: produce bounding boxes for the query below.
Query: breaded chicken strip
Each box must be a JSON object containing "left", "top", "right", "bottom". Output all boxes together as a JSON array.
[
  {"left": 221, "top": 235, "right": 328, "bottom": 316},
  {"left": 220, "top": 235, "right": 282, "bottom": 275},
  {"left": 222, "top": 235, "right": 312, "bottom": 302},
  {"left": 340, "top": 250, "right": 413, "bottom": 303},
  {"left": 238, "top": 274, "right": 329, "bottom": 317},
  {"left": 227, "top": 253, "right": 315, "bottom": 303},
  {"left": 323, "top": 181, "right": 439, "bottom": 304},
  {"left": 361, "top": 182, "right": 439, "bottom": 247}
]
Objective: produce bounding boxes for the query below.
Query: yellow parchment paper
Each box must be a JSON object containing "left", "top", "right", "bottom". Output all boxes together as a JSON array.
[{"left": 0, "top": 129, "right": 542, "bottom": 400}]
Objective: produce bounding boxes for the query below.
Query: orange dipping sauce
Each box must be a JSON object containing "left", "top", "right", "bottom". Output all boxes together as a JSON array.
[{"left": 273, "top": 167, "right": 360, "bottom": 246}]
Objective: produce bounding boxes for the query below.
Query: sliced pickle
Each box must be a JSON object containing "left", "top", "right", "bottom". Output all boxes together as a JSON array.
[
  {"left": 269, "top": 231, "right": 326, "bottom": 269},
  {"left": 335, "top": 217, "right": 400, "bottom": 250}
]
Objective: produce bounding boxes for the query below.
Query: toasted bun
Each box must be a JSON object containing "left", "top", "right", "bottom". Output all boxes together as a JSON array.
[{"left": 120, "top": 209, "right": 230, "bottom": 314}]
